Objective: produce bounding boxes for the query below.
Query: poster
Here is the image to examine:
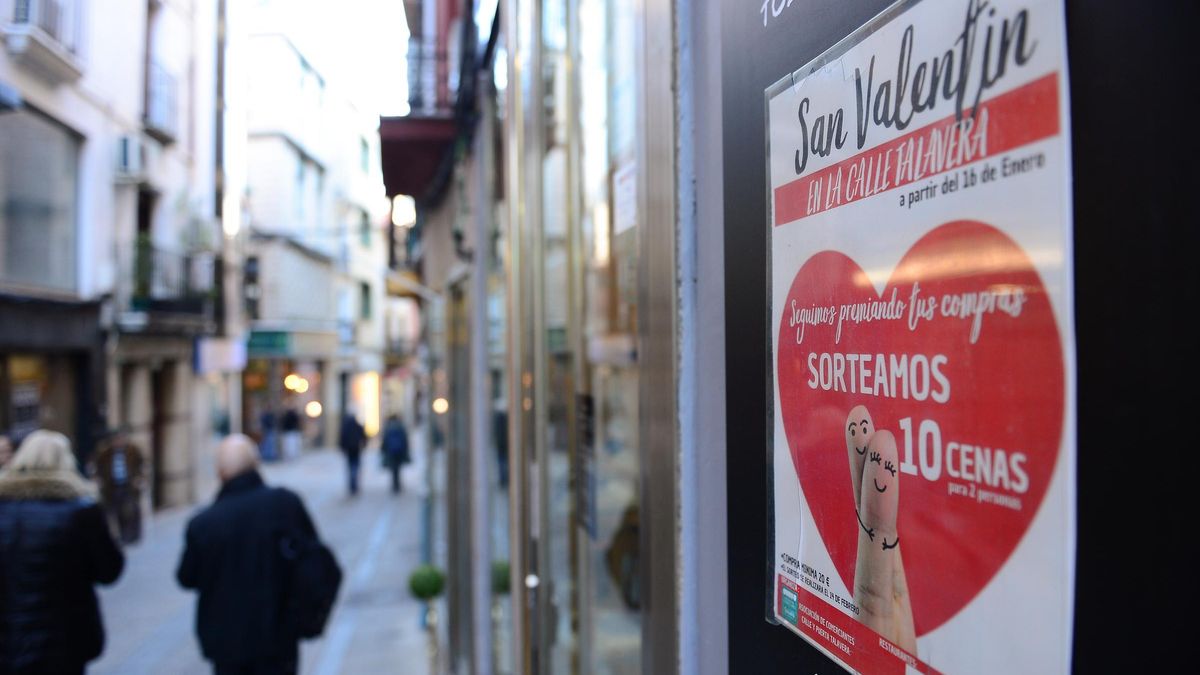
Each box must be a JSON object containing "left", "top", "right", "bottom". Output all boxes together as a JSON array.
[{"left": 767, "top": 1, "right": 1074, "bottom": 672}]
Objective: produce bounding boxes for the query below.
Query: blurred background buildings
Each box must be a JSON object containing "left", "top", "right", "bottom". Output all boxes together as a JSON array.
[
  {"left": 3, "top": 0, "right": 705, "bottom": 673},
  {"left": 0, "top": 0, "right": 418, "bottom": 507}
]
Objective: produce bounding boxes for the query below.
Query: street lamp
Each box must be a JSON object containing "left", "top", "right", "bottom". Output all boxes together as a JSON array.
[{"left": 391, "top": 194, "right": 416, "bottom": 229}]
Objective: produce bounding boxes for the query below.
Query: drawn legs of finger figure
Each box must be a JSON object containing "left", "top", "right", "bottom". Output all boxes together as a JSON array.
[{"left": 845, "top": 407, "right": 917, "bottom": 654}]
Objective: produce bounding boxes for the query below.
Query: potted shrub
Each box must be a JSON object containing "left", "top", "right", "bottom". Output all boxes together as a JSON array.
[
  {"left": 491, "top": 561, "right": 512, "bottom": 671},
  {"left": 491, "top": 560, "right": 511, "bottom": 596},
  {"left": 408, "top": 564, "right": 446, "bottom": 672},
  {"left": 409, "top": 563, "right": 446, "bottom": 602}
]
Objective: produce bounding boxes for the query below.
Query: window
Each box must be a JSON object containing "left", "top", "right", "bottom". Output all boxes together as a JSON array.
[
  {"left": 359, "top": 281, "right": 371, "bottom": 320},
  {"left": 244, "top": 256, "right": 261, "bottom": 320},
  {"left": 294, "top": 159, "right": 305, "bottom": 224},
  {"left": 359, "top": 209, "right": 371, "bottom": 248},
  {"left": 0, "top": 108, "right": 79, "bottom": 293}
]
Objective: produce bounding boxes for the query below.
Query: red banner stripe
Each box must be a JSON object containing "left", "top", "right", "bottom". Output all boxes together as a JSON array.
[
  {"left": 774, "top": 72, "right": 1060, "bottom": 226},
  {"left": 778, "top": 575, "right": 945, "bottom": 674}
]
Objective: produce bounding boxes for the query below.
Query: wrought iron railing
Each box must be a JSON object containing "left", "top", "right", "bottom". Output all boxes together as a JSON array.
[
  {"left": 407, "top": 42, "right": 452, "bottom": 113},
  {"left": 130, "top": 238, "right": 217, "bottom": 316}
]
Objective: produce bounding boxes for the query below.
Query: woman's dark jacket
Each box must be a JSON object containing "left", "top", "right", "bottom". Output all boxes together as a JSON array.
[
  {"left": 381, "top": 422, "right": 410, "bottom": 467},
  {"left": 0, "top": 476, "right": 125, "bottom": 672},
  {"left": 176, "top": 470, "right": 318, "bottom": 667}
]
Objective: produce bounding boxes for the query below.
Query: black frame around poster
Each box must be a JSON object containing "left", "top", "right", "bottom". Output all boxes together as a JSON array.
[{"left": 723, "top": 0, "right": 1198, "bottom": 672}]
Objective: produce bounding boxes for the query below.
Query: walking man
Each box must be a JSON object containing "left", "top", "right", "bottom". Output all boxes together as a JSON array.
[
  {"left": 177, "top": 434, "right": 326, "bottom": 675},
  {"left": 338, "top": 410, "right": 366, "bottom": 496}
]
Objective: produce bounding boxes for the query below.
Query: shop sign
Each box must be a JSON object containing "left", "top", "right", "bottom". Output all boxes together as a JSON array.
[
  {"left": 195, "top": 336, "right": 248, "bottom": 374},
  {"left": 767, "top": 1, "right": 1074, "bottom": 672},
  {"left": 247, "top": 330, "right": 290, "bottom": 356}
]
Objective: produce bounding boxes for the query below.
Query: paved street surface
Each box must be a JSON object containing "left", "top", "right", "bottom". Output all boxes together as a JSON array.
[{"left": 91, "top": 447, "right": 435, "bottom": 675}]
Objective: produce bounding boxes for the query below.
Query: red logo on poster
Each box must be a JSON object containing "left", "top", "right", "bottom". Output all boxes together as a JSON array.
[{"left": 777, "top": 221, "right": 1064, "bottom": 636}]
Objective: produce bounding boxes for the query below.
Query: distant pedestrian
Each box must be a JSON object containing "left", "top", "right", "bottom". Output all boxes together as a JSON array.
[
  {"left": 259, "top": 408, "right": 278, "bottom": 461},
  {"left": 380, "top": 414, "right": 411, "bottom": 494},
  {"left": 90, "top": 428, "right": 147, "bottom": 545},
  {"left": 0, "top": 430, "right": 125, "bottom": 674},
  {"left": 0, "top": 433, "right": 13, "bottom": 470},
  {"left": 281, "top": 404, "right": 302, "bottom": 460},
  {"left": 177, "top": 434, "right": 340, "bottom": 675},
  {"left": 338, "top": 410, "right": 366, "bottom": 496}
]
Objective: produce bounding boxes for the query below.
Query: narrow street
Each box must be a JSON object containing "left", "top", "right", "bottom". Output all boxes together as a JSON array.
[{"left": 90, "top": 447, "right": 434, "bottom": 675}]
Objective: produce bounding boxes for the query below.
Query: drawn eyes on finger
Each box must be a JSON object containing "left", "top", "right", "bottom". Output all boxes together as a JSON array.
[
  {"left": 869, "top": 450, "right": 882, "bottom": 464},
  {"left": 883, "top": 460, "right": 896, "bottom": 477},
  {"left": 847, "top": 421, "right": 870, "bottom": 455}
]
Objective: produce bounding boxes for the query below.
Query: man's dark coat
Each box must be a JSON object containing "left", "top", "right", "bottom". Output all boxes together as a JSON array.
[{"left": 177, "top": 470, "right": 319, "bottom": 669}]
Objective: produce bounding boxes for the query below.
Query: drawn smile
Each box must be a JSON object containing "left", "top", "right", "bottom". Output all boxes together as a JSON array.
[
  {"left": 874, "top": 479, "right": 887, "bottom": 493},
  {"left": 855, "top": 445, "right": 867, "bottom": 455},
  {"left": 882, "top": 536, "right": 899, "bottom": 551}
]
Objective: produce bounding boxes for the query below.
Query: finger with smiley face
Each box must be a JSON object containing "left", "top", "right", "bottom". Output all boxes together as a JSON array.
[
  {"left": 852, "top": 429, "right": 917, "bottom": 654},
  {"left": 845, "top": 405, "right": 875, "bottom": 509}
]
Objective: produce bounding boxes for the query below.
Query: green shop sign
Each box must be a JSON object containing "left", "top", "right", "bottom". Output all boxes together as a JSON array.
[{"left": 247, "top": 330, "right": 290, "bottom": 356}]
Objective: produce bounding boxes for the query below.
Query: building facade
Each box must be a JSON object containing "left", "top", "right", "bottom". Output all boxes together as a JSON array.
[
  {"left": 279, "top": 0, "right": 1195, "bottom": 670},
  {"left": 239, "top": 3, "right": 390, "bottom": 452},
  {"left": 1, "top": 0, "right": 234, "bottom": 509}
]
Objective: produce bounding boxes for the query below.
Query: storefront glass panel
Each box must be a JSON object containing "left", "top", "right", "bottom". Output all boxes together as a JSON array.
[
  {"left": 540, "top": 0, "right": 578, "bottom": 672},
  {"left": 509, "top": 0, "right": 659, "bottom": 671},
  {"left": 572, "top": 0, "right": 642, "bottom": 671}
]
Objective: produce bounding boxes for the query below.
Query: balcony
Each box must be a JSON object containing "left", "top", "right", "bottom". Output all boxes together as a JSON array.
[
  {"left": 385, "top": 335, "right": 416, "bottom": 359},
  {"left": 2, "top": 0, "right": 84, "bottom": 84},
  {"left": 119, "top": 239, "right": 219, "bottom": 334},
  {"left": 407, "top": 41, "right": 451, "bottom": 114},
  {"left": 144, "top": 60, "right": 178, "bottom": 144}
]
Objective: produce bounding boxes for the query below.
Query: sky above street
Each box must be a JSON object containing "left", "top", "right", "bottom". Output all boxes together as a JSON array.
[{"left": 258, "top": 0, "right": 412, "bottom": 117}]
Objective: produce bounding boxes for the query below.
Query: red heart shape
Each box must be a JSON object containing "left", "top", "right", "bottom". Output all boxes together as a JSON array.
[{"left": 777, "top": 220, "right": 1064, "bottom": 636}]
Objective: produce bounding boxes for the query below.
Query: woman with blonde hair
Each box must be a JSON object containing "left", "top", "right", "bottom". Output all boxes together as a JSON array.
[{"left": 0, "top": 429, "right": 125, "bottom": 674}]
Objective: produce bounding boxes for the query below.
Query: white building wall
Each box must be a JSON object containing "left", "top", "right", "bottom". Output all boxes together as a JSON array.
[
  {"left": 3, "top": 1, "right": 222, "bottom": 508},
  {"left": 1, "top": 0, "right": 145, "bottom": 299},
  {"left": 255, "top": 242, "right": 336, "bottom": 329},
  {"left": 246, "top": 34, "right": 327, "bottom": 163},
  {"left": 239, "top": 0, "right": 389, "bottom": 442},
  {"left": 3, "top": 0, "right": 221, "bottom": 301},
  {"left": 327, "top": 100, "right": 388, "bottom": 358},
  {"left": 246, "top": 138, "right": 300, "bottom": 231}
]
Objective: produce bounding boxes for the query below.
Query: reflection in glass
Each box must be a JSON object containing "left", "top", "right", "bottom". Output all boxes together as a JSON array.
[{"left": 575, "top": 0, "right": 642, "bottom": 672}]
